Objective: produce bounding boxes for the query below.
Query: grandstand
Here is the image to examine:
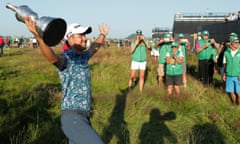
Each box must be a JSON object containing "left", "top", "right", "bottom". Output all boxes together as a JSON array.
[
  {"left": 152, "top": 27, "right": 171, "bottom": 39},
  {"left": 172, "top": 12, "right": 240, "bottom": 47}
]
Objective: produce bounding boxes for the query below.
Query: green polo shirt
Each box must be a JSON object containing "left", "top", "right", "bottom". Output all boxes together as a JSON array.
[
  {"left": 158, "top": 42, "right": 171, "bottom": 64},
  {"left": 224, "top": 48, "right": 240, "bottom": 76},
  {"left": 166, "top": 49, "right": 183, "bottom": 76},
  {"left": 198, "top": 39, "right": 213, "bottom": 60},
  {"left": 131, "top": 41, "right": 147, "bottom": 62}
]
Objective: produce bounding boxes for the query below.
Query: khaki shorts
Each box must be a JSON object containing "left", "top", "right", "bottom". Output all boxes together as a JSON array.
[{"left": 157, "top": 64, "right": 165, "bottom": 76}]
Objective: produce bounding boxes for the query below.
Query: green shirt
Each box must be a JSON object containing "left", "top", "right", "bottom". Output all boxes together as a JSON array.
[
  {"left": 131, "top": 41, "right": 148, "bottom": 62},
  {"left": 198, "top": 39, "right": 213, "bottom": 60},
  {"left": 166, "top": 49, "right": 183, "bottom": 76},
  {"left": 224, "top": 48, "right": 240, "bottom": 76},
  {"left": 149, "top": 39, "right": 157, "bottom": 51},
  {"left": 158, "top": 42, "right": 171, "bottom": 64}
]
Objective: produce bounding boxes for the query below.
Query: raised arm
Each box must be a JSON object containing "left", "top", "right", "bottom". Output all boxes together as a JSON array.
[
  {"left": 88, "top": 24, "right": 110, "bottom": 56},
  {"left": 23, "top": 16, "right": 64, "bottom": 67},
  {"left": 95, "top": 24, "right": 110, "bottom": 44}
]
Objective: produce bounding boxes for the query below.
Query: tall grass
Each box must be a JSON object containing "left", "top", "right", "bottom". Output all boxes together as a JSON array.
[{"left": 0, "top": 46, "right": 240, "bottom": 144}]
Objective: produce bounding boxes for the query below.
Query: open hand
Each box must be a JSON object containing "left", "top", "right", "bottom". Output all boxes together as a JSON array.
[
  {"left": 22, "top": 16, "right": 41, "bottom": 38},
  {"left": 99, "top": 24, "right": 110, "bottom": 36}
]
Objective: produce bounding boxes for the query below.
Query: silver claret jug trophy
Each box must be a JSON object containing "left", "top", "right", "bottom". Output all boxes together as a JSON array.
[{"left": 6, "top": 3, "right": 67, "bottom": 46}]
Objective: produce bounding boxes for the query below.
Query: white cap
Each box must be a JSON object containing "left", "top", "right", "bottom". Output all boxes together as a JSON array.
[{"left": 64, "top": 23, "right": 92, "bottom": 40}]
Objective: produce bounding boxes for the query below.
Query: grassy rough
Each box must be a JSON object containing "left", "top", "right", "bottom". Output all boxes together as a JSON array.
[{"left": 0, "top": 46, "right": 240, "bottom": 144}]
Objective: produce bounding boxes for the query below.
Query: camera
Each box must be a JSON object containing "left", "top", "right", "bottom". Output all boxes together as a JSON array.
[
  {"left": 182, "top": 39, "right": 187, "bottom": 43},
  {"left": 181, "top": 39, "right": 187, "bottom": 45},
  {"left": 164, "top": 38, "right": 170, "bottom": 42}
]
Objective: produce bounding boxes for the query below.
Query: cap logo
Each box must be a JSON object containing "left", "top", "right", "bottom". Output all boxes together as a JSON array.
[{"left": 74, "top": 24, "right": 81, "bottom": 28}]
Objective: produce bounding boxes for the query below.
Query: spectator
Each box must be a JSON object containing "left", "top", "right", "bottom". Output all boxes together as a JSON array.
[
  {"left": 128, "top": 29, "right": 151, "bottom": 93},
  {"left": 225, "top": 12, "right": 238, "bottom": 22},
  {"left": 118, "top": 39, "right": 123, "bottom": 48},
  {"left": 232, "top": 13, "right": 238, "bottom": 21},
  {"left": 238, "top": 11, "right": 240, "bottom": 21},
  {"left": 14, "top": 36, "right": 19, "bottom": 47},
  {"left": 223, "top": 37, "right": 240, "bottom": 106},
  {"left": 125, "top": 39, "right": 130, "bottom": 47},
  {"left": 61, "top": 41, "right": 69, "bottom": 51},
  {"left": 177, "top": 33, "right": 190, "bottom": 87},
  {"left": 32, "top": 37, "right": 38, "bottom": 48},
  {"left": 227, "top": 13, "right": 234, "bottom": 21},
  {"left": 0, "top": 36, "right": 4, "bottom": 56},
  {"left": 150, "top": 38, "right": 159, "bottom": 62},
  {"left": 18, "top": 36, "right": 24, "bottom": 48},
  {"left": 8, "top": 36, "right": 13, "bottom": 47},
  {"left": 29, "top": 37, "right": 33, "bottom": 48},
  {"left": 4, "top": 36, "right": 9, "bottom": 48},
  {"left": 165, "top": 42, "right": 183, "bottom": 95},
  {"left": 196, "top": 30, "right": 219, "bottom": 85},
  {"left": 23, "top": 16, "right": 109, "bottom": 144},
  {"left": 154, "top": 33, "right": 174, "bottom": 86},
  {"left": 217, "top": 32, "right": 238, "bottom": 83}
]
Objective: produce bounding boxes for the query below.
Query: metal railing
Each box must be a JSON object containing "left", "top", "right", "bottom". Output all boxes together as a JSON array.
[{"left": 174, "top": 12, "right": 229, "bottom": 22}]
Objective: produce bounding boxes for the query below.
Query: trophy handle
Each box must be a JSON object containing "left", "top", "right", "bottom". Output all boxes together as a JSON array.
[
  {"left": 6, "top": 3, "right": 39, "bottom": 22},
  {"left": 6, "top": 3, "right": 17, "bottom": 12}
]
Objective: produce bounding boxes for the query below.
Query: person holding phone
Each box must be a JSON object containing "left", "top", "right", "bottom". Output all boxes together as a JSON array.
[
  {"left": 196, "top": 30, "right": 219, "bottom": 85},
  {"left": 165, "top": 42, "right": 184, "bottom": 95},
  {"left": 128, "top": 29, "right": 151, "bottom": 93},
  {"left": 154, "top": 33, "right": 174, "bottom": 87},
  {"left": 223, "top": 37, "right": 240, "bottom": 107}
]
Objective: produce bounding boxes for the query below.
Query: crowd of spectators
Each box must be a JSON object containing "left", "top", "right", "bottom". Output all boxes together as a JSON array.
[
  {"left": 0, "top": 36, "right": 38, "bottom": 49},
  {"left": 224, "top": 11, "right": 240, "bottom": 22}
]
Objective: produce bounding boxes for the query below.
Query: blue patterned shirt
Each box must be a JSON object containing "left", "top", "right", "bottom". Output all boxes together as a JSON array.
[{"left": 57, "top": 49, "right": 92, "bottom": 112}]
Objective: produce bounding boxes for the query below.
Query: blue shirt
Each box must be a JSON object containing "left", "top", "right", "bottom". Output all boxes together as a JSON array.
[{"left": 57, "top": 49, "right": 92, "bottom": 112}]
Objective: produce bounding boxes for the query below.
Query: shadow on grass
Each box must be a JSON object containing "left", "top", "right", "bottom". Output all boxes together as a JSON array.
[
  {"left": 187, "top": 63, "right": 199, "bottom": 81},
  {"left": 0, "top": 67, "right": 20, "bottom": 80},
  {"left": 101, "top": 87, "right": 132, "bottom": 144},
  {"left": 139, "top": 108, "right": 177, "bottom": 144},
  {"left": 189, "top": 122, "right": 225, "bottom": 144},
  {"left": 187, "top": 63, "right": 225, "bottom": 89},
  {"left": 0, "top": 98, "right": 7, "bottom": 115},
  {"left": 0, "top": 83, "right": 66, "bottom": 144}
]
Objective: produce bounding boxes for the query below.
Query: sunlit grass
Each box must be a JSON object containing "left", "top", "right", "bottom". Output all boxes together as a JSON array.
[{"left": 0, "top": 46, "right": 240, "bottom": 143}]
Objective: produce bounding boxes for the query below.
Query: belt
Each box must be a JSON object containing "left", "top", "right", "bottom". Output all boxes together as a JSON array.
[{"left": 62, "top": 110, "right": 91, "bottom": 117}]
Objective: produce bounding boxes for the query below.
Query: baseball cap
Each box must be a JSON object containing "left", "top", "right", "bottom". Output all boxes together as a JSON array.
[
  {"left": 229, "top": 32, "right": 238, "bottom": 37},
  {"left": 64, "top": 23, "right": 92, "bottom": 40},
  {"left": 164, "top": 33, "right": 171, "bottom": 38},
  {"left": 136, "top": 29, "right": 142, "bottom": 35},
  {"left": 202, "top": 30, "right": 209, "bottom": 35},
  {"left": 171, "top": 42, "right": 178, "bottom": 47},
  {"left": 178, "top": 33, "right": 184, "bottom": 38},
  {"left": 230, "top": 37, "right": 239, "bottom": 43}
]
